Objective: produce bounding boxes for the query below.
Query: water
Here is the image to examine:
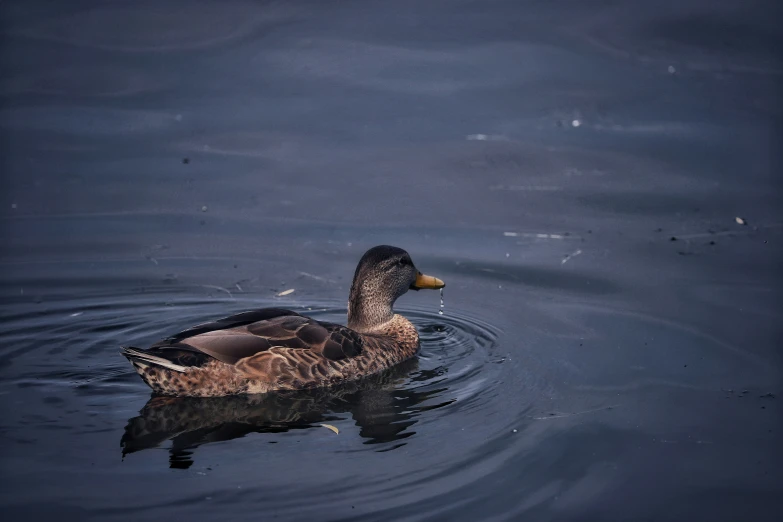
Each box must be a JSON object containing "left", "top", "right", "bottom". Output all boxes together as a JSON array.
[{"left": 1, "top": 0, "right": 782, "bottom": 521}]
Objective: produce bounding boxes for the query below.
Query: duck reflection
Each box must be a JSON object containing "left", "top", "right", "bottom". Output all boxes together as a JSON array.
[{"left": 121, "top": 359, "right": 454, "bottom": 467}]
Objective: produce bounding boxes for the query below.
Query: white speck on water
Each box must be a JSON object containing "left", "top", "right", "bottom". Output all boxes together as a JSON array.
[
  {"left": 735, "top": 216, "right": 747, "bottom": 225},
  {"left": 347, "top": 242, "right": 352, "bottom": 247},
  {"left": 438, "top": 288, "right": 444, "bottom": 315},
  {"left": 466, "top": 133, "right": 509, "bottom": 141},
  {"left": 11, "top": 203, "right": 17, "bottom": 209},
  {"left": 498, "top": 285, "right": 502, "bottom": 289},
  {"left": 505, "top": 253, "right": 510, "bottom": 258},
  {"left": 512, "top": 429, "right": 518, "bottom": 433},
  {"left": 175, "top": 114, "right": 183, "bottom": 121},
  {"left": 277, "top": 288, "right": 295, "bottom": 297},
  {"left": 571, "top": 119, "right": 581, "bottom": 128},
  {"left": 668, "top": 65, "right": 676, "bottom": 74},
  {"left": 20, "top": 288, "right": 24, "bottom": 295},
  {"left": 70, "top": 312, "right": 83, "bottom": 317},
  {"left": 201, "top": 205, "right": 208, "bottom": 212}
]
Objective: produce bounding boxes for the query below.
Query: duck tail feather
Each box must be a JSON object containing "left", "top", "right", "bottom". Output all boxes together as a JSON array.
[{"left": 121, "top": 347, "right": 188, "bottom": 373}]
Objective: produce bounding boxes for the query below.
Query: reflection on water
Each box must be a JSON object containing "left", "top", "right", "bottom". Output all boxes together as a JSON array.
[{"left": 122, "top": 359, "right": 461, "bottom": 467}]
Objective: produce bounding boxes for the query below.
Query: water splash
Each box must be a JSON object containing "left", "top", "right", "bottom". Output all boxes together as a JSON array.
[{"left": 439, "top": 288, "right": 445, "bottom": 315}]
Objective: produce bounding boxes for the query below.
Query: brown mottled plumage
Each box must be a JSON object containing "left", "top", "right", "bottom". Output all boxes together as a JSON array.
[{"left": 122, "top": 246, "right": 445, "bottom": 397}]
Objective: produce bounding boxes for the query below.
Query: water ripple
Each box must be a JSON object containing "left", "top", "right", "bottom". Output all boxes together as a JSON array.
[{"left": 10, "top": 1, "right": 297, "bottom": 53}]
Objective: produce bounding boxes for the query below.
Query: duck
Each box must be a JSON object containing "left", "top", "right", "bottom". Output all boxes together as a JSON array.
[{"left": 122, "top": 245, "right": 445, "bottom": 397}]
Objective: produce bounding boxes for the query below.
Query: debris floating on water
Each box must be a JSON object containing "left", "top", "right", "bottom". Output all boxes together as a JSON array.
[
  {"left": 489, "top": 184, "right": 561, "bottom": 192},
  {"left": 466, "top": 133, "right": 508, "bottom": 141},
  {"left": 299, "top": 271, "right": 336, "bottom": 284},
  {"left": 532, "top": 404, "right": 620, "bottom": 420},
  {"left": 735, "top": 216, "right": 747, "bottom": 225},
  {"left": 561, "top": 249, "right": 582, "bottom": 265},
  {"left": 201, "top": 205, "right": 208, "bottom": 212},
  {"left": 571, "top": 119, "right": 581, "bottom": 128},
  {"left": 277, "top": 288, "right": 295, "bottom": 297},
  {"left": 201, "top": 284, "right": 233, "bottom": 298},
  {"left": 320, "top": 424, "right": 339, "bottom": 434},
  {"left": 504, "top": 231, "right": 566, "bottom": 239}
]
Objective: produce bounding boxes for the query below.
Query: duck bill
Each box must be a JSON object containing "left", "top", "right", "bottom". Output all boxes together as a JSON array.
[{"left": 411, "top": 272, "right": 445, "bottom": 290}]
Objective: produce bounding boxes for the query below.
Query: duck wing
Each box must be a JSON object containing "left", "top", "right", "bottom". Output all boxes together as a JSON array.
[{"left": 144, "top": 308, "right": 363, "bottom": 367}]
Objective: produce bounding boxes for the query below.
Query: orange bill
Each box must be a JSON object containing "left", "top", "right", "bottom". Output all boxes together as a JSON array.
[{"left": 412, "top": 272, "right": 445, "bottom": 290}]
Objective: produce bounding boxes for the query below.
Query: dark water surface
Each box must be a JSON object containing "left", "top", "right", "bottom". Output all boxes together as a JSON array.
[{"left": 1, "top": 1, "right": 781, "bottom": 520}]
